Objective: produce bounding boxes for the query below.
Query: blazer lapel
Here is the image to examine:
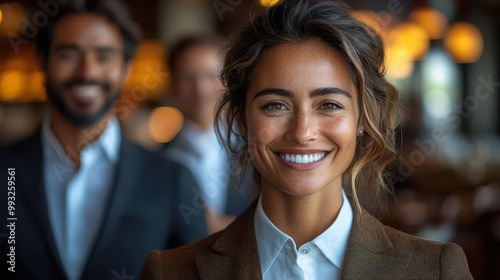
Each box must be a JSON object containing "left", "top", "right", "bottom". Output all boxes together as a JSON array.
[
  {"left": 196, "top": 202, "right": 262, "bottom": 280},
  {"left": 195, "top": 196, "right": 411, "bottom": 280},
  {"left": 19, "top": 130, "right": 66, "bottom": 276},
  {"left": 340, "top": 205, "right": 411, "bottom": 280}
]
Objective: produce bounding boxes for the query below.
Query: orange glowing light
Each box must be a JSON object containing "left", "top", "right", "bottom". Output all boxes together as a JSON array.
[
  {"left": 0, "top": 71, "right": 26, "bottom": 101},
  {"left": 445, "top": 22, "right": 483, "bottom": 64},
  {"left": 386, "top": 45, "right": 414, "bottom": 79},
  {"left": 410, "top": 7, "right": 448, "bottom": 40},
  {"left": 28, "top": 71, "right": 46, "bottom": 101},
  {"left": 148, "top": 107, "right": 184, "bottom": 143},
  {"left": 124, "top": 40, "right": 168, "bottom": 100},
  {"left": 259, "top": 0, "right": 281, "bottom": 7},
  {"left": 387, "top": 22, "right": 430, "bottom": 61}
]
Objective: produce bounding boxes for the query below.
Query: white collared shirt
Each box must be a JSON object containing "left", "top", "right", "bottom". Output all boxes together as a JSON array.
[
  {"left": 42, "top": 114, "right": 121, "bottom": 280},
  {"left": 254, "top": 190, "right": 353, "bottom": 280}
]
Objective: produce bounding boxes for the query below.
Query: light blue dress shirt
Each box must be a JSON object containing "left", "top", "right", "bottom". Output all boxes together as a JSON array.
[
  {"left": 254, "top": 190, "right": 353, "bottom": 280},
  {"left": 42, "top": 115, "right": 121, "bottom": 280},
  {"left": 164, "top": 120, "right": 229, "bottom": 213}
]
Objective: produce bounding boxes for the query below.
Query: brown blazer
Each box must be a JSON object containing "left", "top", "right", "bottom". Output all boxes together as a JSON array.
[{"left": 141, "top": 200, "right": 473, "bottom": 280}]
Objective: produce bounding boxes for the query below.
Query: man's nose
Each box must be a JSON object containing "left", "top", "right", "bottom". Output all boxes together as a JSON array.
[
  {"left": 75, "top": 54, "right": 100, "bottom": 79},
  {"left": 194, "top": 75, "right": 218, "bottom": 96}
]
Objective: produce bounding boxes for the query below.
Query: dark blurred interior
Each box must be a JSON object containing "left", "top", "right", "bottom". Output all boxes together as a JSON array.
[{"left": 1, "top": 0, "right": 499, "bottom": 278}]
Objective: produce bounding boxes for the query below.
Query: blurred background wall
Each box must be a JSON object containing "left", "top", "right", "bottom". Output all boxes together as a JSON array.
[{"left": 0, "top": 0, "right": 499, "bottom": 278}]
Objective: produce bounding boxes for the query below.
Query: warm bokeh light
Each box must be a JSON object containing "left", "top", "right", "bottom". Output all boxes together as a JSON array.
[
  {"left": 387, "top": 22, "right": 430, "bottom": 61},
  {"left": 0, "top": 7, "right": 4, "bottom": 24},
  {"left": 124, "top": 40, "right": 168, "bottom": 101},
  {"left": 410, "top": 7, "right": 448, "bottom": 40},
  {"left": 0, "top": 71, "right": 26, "bottom": 101},
  {"left": 259, "top": 0, "right": 281, "bottom": 7},
  {"left": 27, "top": 71, "right": 46, "bottom": 101},
  {"left": 352, "top": 10, "right": 386, "bottom": 38},
  {"left": 445, "top": 22, "right": 484, "bottom": 64},
  {"left": 385, "top": 45, "right": 414, "bottom": 79},
  {"left": 148, "top": 106, "right": 184, "bottom": 143}
]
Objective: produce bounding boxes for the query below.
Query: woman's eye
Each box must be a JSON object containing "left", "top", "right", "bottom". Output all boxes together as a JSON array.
[
  {"left": 263, "top": 102, "right": 288, "bottom": 111},
  {"left": 320, "top": 102, "right": 342, "bottom": 110}
]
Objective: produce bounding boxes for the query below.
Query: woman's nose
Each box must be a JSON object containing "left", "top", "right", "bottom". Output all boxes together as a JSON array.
[{"left": 285, "top": 110, "right": 318, "bottom": 144}]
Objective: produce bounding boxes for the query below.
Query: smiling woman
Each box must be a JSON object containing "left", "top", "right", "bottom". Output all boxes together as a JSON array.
[{"left": 140, "top": 0, "right": 474, "bottom": 279}]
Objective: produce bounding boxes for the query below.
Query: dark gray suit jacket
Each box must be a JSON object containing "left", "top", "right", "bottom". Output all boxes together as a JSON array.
[
  {"left": 140, "top": 199, "right": 473, "bottom": 280},
  {"left": 0, "top": 129, "right": 207, "bottom": 280}
]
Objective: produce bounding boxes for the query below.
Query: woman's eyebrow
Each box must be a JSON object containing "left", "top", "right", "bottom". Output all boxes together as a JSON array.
[
  {"left": 253, "top": 87, "right": 352, "bottom": 99},
  {"left": 310, "top": 87, "right": 352, "bottom": 99},
  {"left": 253, "top": 88, "right": 292, "bottom": 99}
]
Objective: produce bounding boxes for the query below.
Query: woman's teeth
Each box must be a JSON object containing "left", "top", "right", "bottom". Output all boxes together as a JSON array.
[{"left": 279, "top": 152, "right": 326, "bottom": 164}]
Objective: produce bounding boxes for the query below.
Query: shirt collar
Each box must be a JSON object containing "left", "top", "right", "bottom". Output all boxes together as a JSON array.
[
  {"left": 41, "top": 113, "right": 121, "bottom": 164},
  {"left": 312, "top": 190, "right": 353, "bottom": 268},
  {"left": 253, "top": 195, "right": 291, "bottom": 276},
  {"left": 253, "top": 190, "right": 353, "bottom": 274},
  {"left": 97, "top": 116, "right": 121, "bottom": 162},
  {"left": 178, "top": 119, "right": 219, "bottom": 155}
]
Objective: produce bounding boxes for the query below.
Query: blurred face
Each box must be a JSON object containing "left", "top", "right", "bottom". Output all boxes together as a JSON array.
[
  {"left": 243, "top": 41, "right": 360, "bottom": 197},
  {"left": 170, "top": 45, "right": 223, "bottom": 128},
  {"left": 44, "top": 13, "right": 129, "bottom": 127}
]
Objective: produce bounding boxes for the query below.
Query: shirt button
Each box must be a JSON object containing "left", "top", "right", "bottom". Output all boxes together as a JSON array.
[{"left": 300, "top": 247, "right": 310, "bottom": 254}]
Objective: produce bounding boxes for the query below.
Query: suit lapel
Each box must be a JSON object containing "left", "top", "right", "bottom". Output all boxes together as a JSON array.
[
  {"left": 82, "top": 137, "right": 141, "bottom": 271},
  {"left": 196, "top": 202, "right": 262, "bottom": 280},
  {"left": 340, "top": 204, "right": 411, "bottom": 280},
  {"left": 19, "top": 130, "right": 66, "bottom": 276}
]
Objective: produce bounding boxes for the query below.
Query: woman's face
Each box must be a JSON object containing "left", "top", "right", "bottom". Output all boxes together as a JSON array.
[{"left": 243, "top": 40, "right": 360, "bottom": 197}]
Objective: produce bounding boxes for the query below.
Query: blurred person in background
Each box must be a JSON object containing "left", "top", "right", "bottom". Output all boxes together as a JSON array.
[
  {"left": 141, "top": 0, "right": 473, "bottom": 279},
  {"left": 0, "top": 1, "right": 206, "bottom": 279},
  {"left": 163, "top": 36, "right": 257, "bottom": 234}
]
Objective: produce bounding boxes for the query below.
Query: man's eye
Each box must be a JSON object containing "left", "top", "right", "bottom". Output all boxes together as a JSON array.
[
  {"left": 56, "top": 50, "right": 78, "bottom": 61},
  {"left": 97, "top": 53, "right": 114, "bottom": 64}
]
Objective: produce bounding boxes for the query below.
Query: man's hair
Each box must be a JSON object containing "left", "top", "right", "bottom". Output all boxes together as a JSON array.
[
  {"left": 37, "top": 0, "right": 141, "bottom": 65},
  {"left": 168, "top": 35, "right": 223, "bottom": 75},
  {"left": 215, "top": 0, "right": 403, "bottom": 210}
]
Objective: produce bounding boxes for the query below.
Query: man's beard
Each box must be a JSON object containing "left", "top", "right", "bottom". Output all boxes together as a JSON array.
[{"left": 45, "top": 77, "right": 122, "bottom": 127}]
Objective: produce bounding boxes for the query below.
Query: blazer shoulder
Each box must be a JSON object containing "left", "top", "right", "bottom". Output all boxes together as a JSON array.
[
  {"left": 0, "top": 130, "right": 41, "bottom": 156},
  {"left": 0, "top": 130, "right": 42, "bottom": 171},
  {"left": 141, "top": 233, "right": 219, "bottom": 279},
  {"left": 383, "top": 225, "right": 472, "bottom": 279},
  {"left": 383, "top": 225, "right": 445, "bottom": 252}
]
